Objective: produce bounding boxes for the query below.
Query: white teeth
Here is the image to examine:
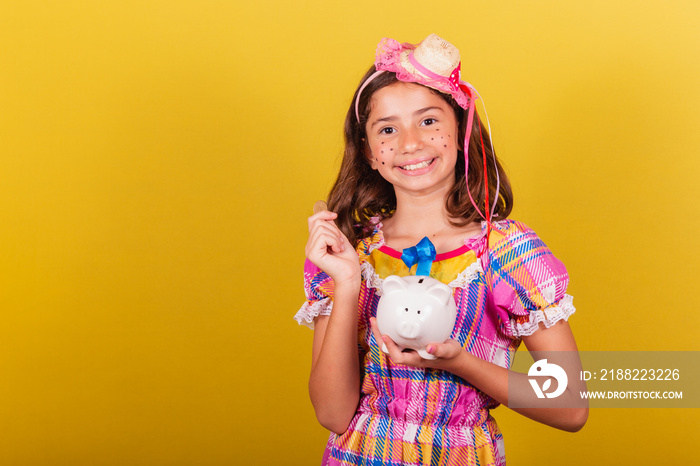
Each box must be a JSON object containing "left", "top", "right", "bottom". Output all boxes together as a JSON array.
[{"left": 401, "top": 160, "right": 432, "bottom": 171}]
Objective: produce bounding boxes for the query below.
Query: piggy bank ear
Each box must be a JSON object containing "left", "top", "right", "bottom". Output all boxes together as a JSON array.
[
  {"left": 383, "top": 275, "right": 408, "bottom": 294},
  {"left": 426, "top": 282, "right": 452, "bottom": 305}
]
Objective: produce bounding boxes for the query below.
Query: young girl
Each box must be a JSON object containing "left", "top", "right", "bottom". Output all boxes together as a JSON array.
[{"left": 295, "top": 34, "right": 587, "bottom": 465}]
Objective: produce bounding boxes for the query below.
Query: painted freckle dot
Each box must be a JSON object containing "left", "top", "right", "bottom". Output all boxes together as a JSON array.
[
  {"left": 390, "top": 148, "right": 393, "bottom": 151},
  {"left": 444, "top": 145, "right": 447, "bottom": 148}
]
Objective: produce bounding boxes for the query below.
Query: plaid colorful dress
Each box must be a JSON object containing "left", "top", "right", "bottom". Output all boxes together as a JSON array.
[{"left": 295, "top": 219, "right": 575, "bottom": 466}]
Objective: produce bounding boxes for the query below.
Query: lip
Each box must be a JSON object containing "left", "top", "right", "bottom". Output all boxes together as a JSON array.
[{"left": 395, "top": 157, "right": 437, "bottom": 176}]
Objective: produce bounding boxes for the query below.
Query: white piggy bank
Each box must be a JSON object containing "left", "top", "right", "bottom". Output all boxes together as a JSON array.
[{"left": 376, "top": 275, "right": 457, "bottom": 360}]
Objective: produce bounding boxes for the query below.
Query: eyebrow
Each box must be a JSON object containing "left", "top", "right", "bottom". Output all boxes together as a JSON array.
[{"left": 370, "top": 106, "right": 445, "bottom": 129}]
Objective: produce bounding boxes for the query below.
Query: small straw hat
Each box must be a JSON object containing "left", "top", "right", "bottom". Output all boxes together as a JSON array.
[
  {"left": 354, "top": 34, "right": 475, "bottom": 122},
  {"left": 374, "top": 34, "right": 473, "bottom": 110}
]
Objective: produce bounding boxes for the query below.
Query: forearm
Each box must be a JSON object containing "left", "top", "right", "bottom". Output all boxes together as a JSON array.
[
  {"left": 440, "top": 351, "right": 588, "bottom": 432},
  {"left": 309, "top": 281, "right": 362, "bottom": 434}
]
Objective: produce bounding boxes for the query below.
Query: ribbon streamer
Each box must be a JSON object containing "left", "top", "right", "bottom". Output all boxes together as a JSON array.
[{"left": 401, "top": 237, "right": 437, "bottom": 276}]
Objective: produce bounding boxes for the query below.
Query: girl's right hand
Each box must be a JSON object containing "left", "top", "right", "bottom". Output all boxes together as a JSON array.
[{"left": 306, "top": 210, "right": 360, "bottom": 287}]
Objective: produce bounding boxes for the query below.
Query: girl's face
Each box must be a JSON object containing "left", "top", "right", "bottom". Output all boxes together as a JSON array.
[{"left": 364, "top": 82, "right": 460, "bottom": 198}]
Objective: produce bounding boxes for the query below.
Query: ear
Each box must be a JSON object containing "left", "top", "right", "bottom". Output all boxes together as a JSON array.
[
  {"left": 382, "top": 275, "right": 408, "bottom": 294},
  {"left": 426, "top": 282, "right": 452, "bottom": 306}
]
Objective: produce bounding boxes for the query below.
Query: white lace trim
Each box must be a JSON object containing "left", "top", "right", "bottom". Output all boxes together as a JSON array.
[
  {"left": 510, "top": 294, "right": 576, "bottom": 337},
  {"left": 361, "top": 261, "right": 385, "bottom": 296},
  {"left": 366, "top": 222, "right": 385, "bottom": 255},
  {"left": 294, "top": 297, "right": 332, "bottom": 329},
  {"left": 447, "top": 260, "right": 484, "bottom": 288},
  {"left": 367, "top": 238, "right": 384, "bottom": 255}
]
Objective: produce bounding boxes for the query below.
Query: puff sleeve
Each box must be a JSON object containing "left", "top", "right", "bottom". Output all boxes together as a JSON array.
[
  {"left": 294, "top": 259, "right": 335, "bottom": 329},
  {"left": 484, "top": 220, "right": 576, "bottom": 338}
]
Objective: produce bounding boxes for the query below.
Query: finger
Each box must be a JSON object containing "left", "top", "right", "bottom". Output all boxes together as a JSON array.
[
  {"left": 334, "top": 229, "right": 355, "bottom": 255},
  {"left": 307, "top": 210, "right": 338, "bottom": 232},
  {"left": 389, "top": 346, "right": 424, "bottom": 367},
  {"left": 306, "top": 231, "right": 343, "bottom": 261},
  {"left": 369, "top": 317, "right": 395, "bottom": 354},
  {"left": 369, "top": 317, "right": 392, "bottom": 344},
  {"left": 308, "top": 221, "right": 341, "bottom": 242},
  {"left": 307, "top": 217, "right": 344, "bottom": 250},
  {"left": 369, "top": 318, "right": 413, "bottom": 363},
  {"left": 307, "top": 223, "right": 345, "bottom": 254},
  {"left": 425, "top": 343, "right": 441, "bottom": 358},
  {"left": 425, "top": 340, "right": 461, "bottom": 360}
]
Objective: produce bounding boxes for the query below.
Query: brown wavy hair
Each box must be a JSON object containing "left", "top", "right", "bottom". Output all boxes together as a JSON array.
[{"left": 328, "top": 66, "right": 514, "bottom": 246}]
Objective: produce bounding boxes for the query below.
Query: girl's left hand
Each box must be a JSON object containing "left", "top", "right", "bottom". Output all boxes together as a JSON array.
[{"left": 369, "top": 317, "right": 463, "bottom": 370}]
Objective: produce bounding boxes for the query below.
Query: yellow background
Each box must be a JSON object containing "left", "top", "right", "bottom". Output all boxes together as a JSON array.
[{"left": 1, "top": 1, "right": 699, "bottom": 464}]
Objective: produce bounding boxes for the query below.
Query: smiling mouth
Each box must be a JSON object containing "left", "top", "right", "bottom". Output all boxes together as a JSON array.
[{"left": 399, "top": 159, "right": 435, "bottom": 171}]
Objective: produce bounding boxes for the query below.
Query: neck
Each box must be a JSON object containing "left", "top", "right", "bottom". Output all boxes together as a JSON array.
[
  {"left": 391, "top": 191, "right": 452, "bottom": 237},
  {"left": 381, "top": 185, "right": 481, "bottom": 253}
]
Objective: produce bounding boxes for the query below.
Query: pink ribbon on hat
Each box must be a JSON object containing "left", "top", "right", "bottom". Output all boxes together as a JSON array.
[{"left": 407, "top": 52, "right": 464, "bottom": 93}]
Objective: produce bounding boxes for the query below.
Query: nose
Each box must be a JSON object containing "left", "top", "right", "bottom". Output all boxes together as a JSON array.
[{"left": 399, "top": 127, "right": 423, "bottom": 154}]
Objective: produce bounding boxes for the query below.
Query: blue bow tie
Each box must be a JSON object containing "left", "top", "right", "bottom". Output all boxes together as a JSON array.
[{"left": 401, "top": 237, "right": 436, "bottom": 276}]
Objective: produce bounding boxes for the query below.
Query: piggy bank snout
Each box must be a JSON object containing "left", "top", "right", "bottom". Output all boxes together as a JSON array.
[{"left": 397, "top": 321, "right": 420, "bottom": 339}]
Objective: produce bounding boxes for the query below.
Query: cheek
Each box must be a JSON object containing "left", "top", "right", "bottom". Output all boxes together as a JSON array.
[
  {"left": 437, "top": 129, "right": 457, "bottom": 150},
  {"left": 429, "top": 128, "right": 458, "bottom": 150},
  {"left": 444, "top": 130, "right": 459, "bottom": 152},
  {"left": 372, "top": 141, "right": 395, "bottom": 165}
]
